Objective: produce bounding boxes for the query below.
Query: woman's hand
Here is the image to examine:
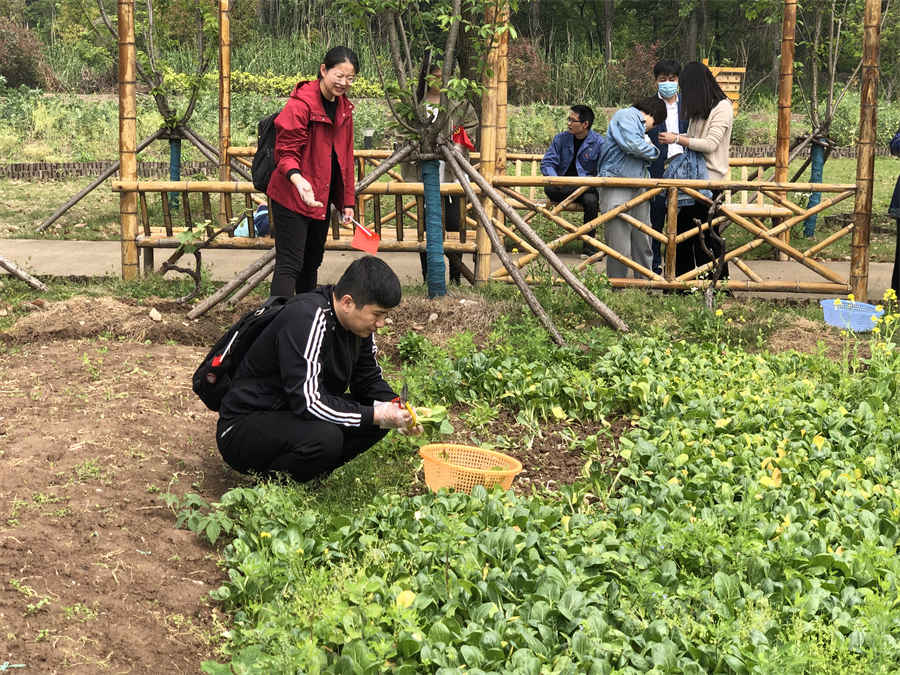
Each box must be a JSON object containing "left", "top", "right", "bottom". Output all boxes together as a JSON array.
[
  {"left": 291, "top": 174, "right": 323, "bottom": 208},
  {"left": 342, "top": 207, "right": 355, "bottom": 224},
  {"left": 658, "top": 131, "right": 680, "bottom": 145}
]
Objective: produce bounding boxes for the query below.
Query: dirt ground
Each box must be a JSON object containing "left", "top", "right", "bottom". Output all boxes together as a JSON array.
[{"left": 0, "top": 293, "right": 848, "bottom": 672}]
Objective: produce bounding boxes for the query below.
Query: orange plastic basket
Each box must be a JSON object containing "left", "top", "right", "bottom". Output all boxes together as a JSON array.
[{"left": 419, "top": 443, "right": 523, "bottom": 494}]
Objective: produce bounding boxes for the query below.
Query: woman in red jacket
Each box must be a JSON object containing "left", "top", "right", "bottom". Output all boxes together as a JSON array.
[{"left": 266, "top": 46, "right": 359, "bottom": 296}]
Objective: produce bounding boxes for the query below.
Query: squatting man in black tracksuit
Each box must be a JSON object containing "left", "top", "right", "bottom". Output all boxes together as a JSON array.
[{"left": 216, "top": 256, "right": 421, "bottom": 482}]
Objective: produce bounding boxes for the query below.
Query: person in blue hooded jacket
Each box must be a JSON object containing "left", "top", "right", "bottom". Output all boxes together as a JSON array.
[
  {"left": 541, "top": 105, "right": 605, "bottom": 256},
  {"left": 597, "top": 96, "right": 667, "bottom": 279}
]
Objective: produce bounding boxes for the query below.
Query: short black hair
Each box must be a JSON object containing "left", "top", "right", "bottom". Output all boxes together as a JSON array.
[
  {"left": 570, "top": 104, "right": 594, "bottom": 128},
  {"left": 633, "top": 96, "right": 667, "bottom": 127},
  {"left": 334, "top": 256, "right": 401, "bottom": 308},
  {"left": 318, "top": 46, "right": 360, "bottom": 79},
  {"left": 653, "top": 60, "right": 681, "bottom": 78}
]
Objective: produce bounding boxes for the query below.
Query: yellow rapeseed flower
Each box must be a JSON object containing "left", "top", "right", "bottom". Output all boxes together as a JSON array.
[
  {"left": 883, "top": 288, "right": 897, "bottom": 302},
  {"left": 396, "top": 590, "right": 416, "bottom": 608}
]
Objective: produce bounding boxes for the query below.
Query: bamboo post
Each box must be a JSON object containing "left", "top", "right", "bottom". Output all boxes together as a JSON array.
[
  {"left": 187, "top": 249, "right": 276, "bottom": 319},
  {"left": 0, "top": 255, "right": 49, "bottom": 291},
  {"left": 118, "top": 0, "right": 139, "bottom": 280},
  {"left": 475, "top": 3, "right": 505, "bottom": 284},
  {"left": 228, "top": 259, "right": 276, "bottom": 305},
  {"left": 448, "top": 145, "right": 629, "bottom": 332},
  {"left": 665, "top": 188, "right": 678, "bottom": 280},
  {"left": 774, "top": 0, "right": 797, "bottom": 260},
  {"left": 495, "top": 3, "right": 509, "bottom": 177},
  {"left": 442, "top": 146, "right": 565, "bottom": 345},
  {"left": 851, "top": 0, "right": 881, "bottom": 301},
  {"left": 218, "top": 0, "right": 231, "bottom": 228}
]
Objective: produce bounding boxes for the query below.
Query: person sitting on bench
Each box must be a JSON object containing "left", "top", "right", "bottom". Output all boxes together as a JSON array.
[{"left": 540, "top": 104, "right": 605, "bottom": 258}]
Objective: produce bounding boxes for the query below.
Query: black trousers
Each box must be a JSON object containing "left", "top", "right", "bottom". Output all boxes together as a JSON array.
[
  {"left": 216, "top": 411, "right": 389, "bottom": 483},
  {"left": 270, "top": 199, "right": 331, "bottom": 297},
  {"left": 544, "top": 186, "right": 599, "bottom": 250},
  {"left": 675, "top": 191, "right": 730, "bottom": 279}
]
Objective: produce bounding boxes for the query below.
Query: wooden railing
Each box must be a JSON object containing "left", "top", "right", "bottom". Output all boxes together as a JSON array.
[{"left": 112, "top": 149, "right": 858, "bottom": 294}]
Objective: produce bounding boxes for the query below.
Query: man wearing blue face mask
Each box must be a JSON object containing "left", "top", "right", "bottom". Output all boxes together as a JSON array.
[{"left": 647, "top": 60, "right": 689, "bottom": 275}]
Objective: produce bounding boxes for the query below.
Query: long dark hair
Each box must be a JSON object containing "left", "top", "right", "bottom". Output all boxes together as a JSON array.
[
  {"left": 318, "top": 46, "right": 360, "bottom": 79},
  {"left": 679, "top": 61, "right": 727, "bottom": 121}
]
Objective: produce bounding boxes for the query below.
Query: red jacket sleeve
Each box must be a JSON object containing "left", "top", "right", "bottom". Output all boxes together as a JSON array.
[
  {"left": 274, "top": 101, "right": 309, "bottom": 177},
  {"left": 343, "top": 113, "right": 356, "bottom": 209}
]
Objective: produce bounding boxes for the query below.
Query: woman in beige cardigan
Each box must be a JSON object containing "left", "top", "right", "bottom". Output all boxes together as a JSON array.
[{"left": 659, "top": 61, "right": 733, "bottom": 279}]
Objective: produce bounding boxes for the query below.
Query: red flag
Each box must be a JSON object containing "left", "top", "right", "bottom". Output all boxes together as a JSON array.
[
  {"left": 351, "top": 223, "right": 380, "bottom": 254},
  {"left": 452, "top": 126, "right": 475, "bottom": 151}
]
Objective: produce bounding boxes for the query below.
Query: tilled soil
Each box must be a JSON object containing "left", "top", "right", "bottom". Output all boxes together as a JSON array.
[{"left": 0, "top": 292, "right": 836, "bottom": 671}]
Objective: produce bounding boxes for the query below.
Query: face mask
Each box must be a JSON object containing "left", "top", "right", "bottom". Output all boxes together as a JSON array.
[{"left": 658, "top": 81, "right": 678, "bottom": 99}]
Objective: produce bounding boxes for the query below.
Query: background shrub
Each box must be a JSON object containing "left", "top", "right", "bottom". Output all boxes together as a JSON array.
[
  {"left": 0, "top": 18, "right": 46, "bottom": 88},
  {"left": 507, "top": 37, "right": 551, "bottom": 105},
  {"left": 606, "top": 42, "right": 660, "bottom": 106}
]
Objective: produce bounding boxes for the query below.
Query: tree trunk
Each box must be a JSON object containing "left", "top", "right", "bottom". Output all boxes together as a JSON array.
[
  {"left": 685, "top": 6, "right": 699, "bottom": 60},
  {"left": 603, "top": 0, "right": 615, "bottom": 64},
  {"left": 421, "top": 159, "right": 447, "bottom": 298}
]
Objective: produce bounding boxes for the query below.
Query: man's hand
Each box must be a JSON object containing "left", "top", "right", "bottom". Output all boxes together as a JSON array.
[
  {"left": 373, "top": 401, "right": 413, "bottom": 429},
  {"left": 396, "top": 423, "right": 424, "bottom": 436},
  {"left": 291, "top": 173, "right": 323, "bottom": 208}
]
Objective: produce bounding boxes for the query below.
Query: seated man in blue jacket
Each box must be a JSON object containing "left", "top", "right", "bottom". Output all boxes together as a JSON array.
[
  {"left": 647, "top": 59, "right": 689, "bottom": 274},
  {"left": 216, "top": 256, "right": 420, "bottom": 483},
  {"left": 541, "top": 104, "right": 604, "bottom": 257}
]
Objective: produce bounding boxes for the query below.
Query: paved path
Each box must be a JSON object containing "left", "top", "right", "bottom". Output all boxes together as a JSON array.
[{"left": 0, "top": 238, "right": 894, "bottom": 301}]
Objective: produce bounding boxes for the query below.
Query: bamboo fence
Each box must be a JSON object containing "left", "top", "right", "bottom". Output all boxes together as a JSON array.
[{"left": 113, "top": 0, "right": 884, "bottom": 300}]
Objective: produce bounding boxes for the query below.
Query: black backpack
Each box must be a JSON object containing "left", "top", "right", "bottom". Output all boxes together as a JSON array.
[
  {"left": 250, "top": 112, "right": 279, "bottom": 192},
  {"left": 192, "top": 295, "right": 295, "bottom": 411}
]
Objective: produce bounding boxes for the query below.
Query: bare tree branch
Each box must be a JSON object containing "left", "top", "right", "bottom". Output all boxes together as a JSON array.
[
  {"left": 367, "top": 23, "right": 419, "bottom": 135},
  {"left": 385, "top": 11, "right": 408, "bottom": 91},
  {"left": 144, "top": 0, "right": 159, "bottom": 76},
  {"left": 396, "top": 12, "right": 414, "bottom": 85}
]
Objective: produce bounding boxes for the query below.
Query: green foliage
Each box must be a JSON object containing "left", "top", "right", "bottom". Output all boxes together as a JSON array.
[
  {"left": 0, "top": 17, "right": 46, "bottom": 88},
  {"left": 162, "top": 492, "right": 234, "bottom": 545},
  {"left": 827, "top": 93, "right": 900, "bottom": 146},
  {"left": 200, "top": 317, "right": 900, "bottom": 673},
  {"left": 161, "top": 68, "right": 385, "bottom": 99},
  {"left": 507, "top": 37, "right": 551, "bottom": 105}
]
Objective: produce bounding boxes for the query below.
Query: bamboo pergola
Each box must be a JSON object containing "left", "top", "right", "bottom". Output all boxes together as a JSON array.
[{"left": 114, "top": 0, "right": 883, "bottom": 301}]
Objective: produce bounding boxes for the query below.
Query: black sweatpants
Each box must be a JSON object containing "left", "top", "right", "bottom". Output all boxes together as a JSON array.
[
  {"left": 216, "top": 412, "right": 389, "bottom": 482},
  {"left": 544, "top": 186, "right": 599, "bottom": 251},
  {"left": 270, "top": 199, "right": 331, "bottom": 297}
]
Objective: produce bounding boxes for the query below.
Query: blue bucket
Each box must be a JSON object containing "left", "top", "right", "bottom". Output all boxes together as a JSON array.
[{"left": 820, "top": 298, "right": 884, "bottom": 332}]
